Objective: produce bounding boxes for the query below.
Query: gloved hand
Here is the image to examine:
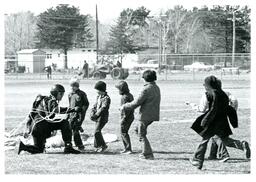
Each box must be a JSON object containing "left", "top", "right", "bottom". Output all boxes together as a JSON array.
[
  {"left": 23, "top": 132, "right": 29, "bottom": 138},
  {"left": 74, "top": 106, "right": 81, "bottom": 112},
  {"left": 90, "top": 114, "right": 98, "bottom": 121},
  {"left": 67, "top": 108, "right": 76, "bottom": 113}
]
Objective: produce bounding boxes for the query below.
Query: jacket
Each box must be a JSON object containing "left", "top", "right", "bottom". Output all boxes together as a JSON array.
[
  {"left": 90, "top": 92, "right": 111, "bottom": 123},
  {"left": 191, "top": 89, "right": 233, "bottom": 138},
  {"left": 26, "top": 95, "right": 67, "bottom": 134},
  {"left": 68, "top": 89, "right": 89, "bottom": 128},
  {"left": 123, "top": 82, "right": 161, "bottom": 122},
  {"left": 115, "top": 81, "right": 135, "bottom": 123}
]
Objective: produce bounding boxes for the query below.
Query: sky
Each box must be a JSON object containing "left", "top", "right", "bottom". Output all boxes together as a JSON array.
[{"left": 1, "top": 0, "right": 254, "bottom": 24}]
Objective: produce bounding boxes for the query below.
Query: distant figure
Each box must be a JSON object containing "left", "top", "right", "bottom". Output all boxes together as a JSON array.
[
  {"left": 44, "top": 66, "right": 52, "bottom": 79},
  {"left": 116, "top": 60, "right": 122, "bottom": 68},
  {"left": 82, "top": 60, "right": 89, "bottom": 79}
]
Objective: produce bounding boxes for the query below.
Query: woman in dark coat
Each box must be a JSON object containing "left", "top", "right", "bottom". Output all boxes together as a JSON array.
[{"left": 190, "top": 75, "right": 232, "bottom": 169}]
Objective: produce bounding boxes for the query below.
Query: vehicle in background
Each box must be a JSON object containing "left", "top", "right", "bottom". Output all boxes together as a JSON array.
[{"left": 184, "top": 62, "right": 214, "bottom": 71}]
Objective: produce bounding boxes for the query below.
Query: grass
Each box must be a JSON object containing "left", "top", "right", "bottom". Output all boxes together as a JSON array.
[{"left": 4, "top": 75, "right": 250, "bottom": 174}]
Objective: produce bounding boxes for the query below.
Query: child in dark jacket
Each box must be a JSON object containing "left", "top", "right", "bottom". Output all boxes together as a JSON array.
[
  {"left": 90, "top": 81, "right": 111, "bottom": 152},
  {"left": 115, "top": 81, "right": 134, "bottom": 154}
]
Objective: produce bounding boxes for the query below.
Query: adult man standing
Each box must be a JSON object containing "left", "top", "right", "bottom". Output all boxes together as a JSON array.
[
  {"left": 82, "top": 60, "right": 89, "bottom": 79},
  {"left": 121, "top": 70, "right": 161, "bottom": 160},
  {"left": 18, "top": 84, "right": 80, "bottom": 154}
]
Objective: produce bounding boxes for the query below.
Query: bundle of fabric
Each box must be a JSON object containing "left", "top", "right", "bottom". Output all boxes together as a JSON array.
[{"left": 5, "top": 129, "right": 118, "bottom": 151}]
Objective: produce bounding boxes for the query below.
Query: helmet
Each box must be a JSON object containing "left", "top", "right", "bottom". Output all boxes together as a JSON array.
[
  {"left": 94, "top": 81, "right": 106, "bottom": 92},
  {"left": 50, "top": 84, "right": 65, "bottom": 97}
]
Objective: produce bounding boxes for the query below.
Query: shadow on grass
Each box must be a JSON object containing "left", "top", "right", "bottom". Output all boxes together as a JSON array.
[
  {"left": 154, "top": 151, "right": 193, "bottom": 154},
  {"left": 205, "top": 158, "right": 250, "bottom": 163},
  {"left": 206, "top": 168, "right": 250, "bottom": 173},
  {"left": 225, "top": 158, "right": 251, "bottom": 163},
  {"left": 155, "top": 157, "right": 190, "bottom": 161}
]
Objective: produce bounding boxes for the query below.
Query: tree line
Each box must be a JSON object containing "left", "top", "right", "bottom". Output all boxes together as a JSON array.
[{"left": 4, "top": 4, "right": 250, "bottom": 68}]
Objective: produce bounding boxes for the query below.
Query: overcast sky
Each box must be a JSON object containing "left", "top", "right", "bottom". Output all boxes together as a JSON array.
[{"left": 1, "top": 0, "right": 254, "bottom": 24}]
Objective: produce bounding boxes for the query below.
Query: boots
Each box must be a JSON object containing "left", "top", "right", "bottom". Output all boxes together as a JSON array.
[
  {"left": 18, "top": 141, "right": 25, "bottom": 155},
  {"left": 18, "top": 141, "right": 44, "bottom": 154},
  {"left": 64, "top": 143, "right": 81, "bottom": 154}
]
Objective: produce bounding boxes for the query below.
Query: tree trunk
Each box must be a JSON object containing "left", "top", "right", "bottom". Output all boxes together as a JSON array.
[{"left": 64, "top": 49, "right": 68, "bottom": 69}]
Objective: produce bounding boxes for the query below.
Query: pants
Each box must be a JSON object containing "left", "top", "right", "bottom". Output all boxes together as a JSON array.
[
  {"left": 94, "top": 121, "right": 107, "bottom": 148},
  {"left": 138, "top": 120, "right": 154, "bottom": 157},
  {"left": 24, "top": 120, "right": 72, "bottom": 154},
  {"left": 209, "top": 135, "right": 244, "bottom": 158},
  {"left": 208, "top": 135, "right": 229, "bottom": 159},
  {"left": 193, "top": 133, "right": 245, "bottom": 163},
  {"left": 70, "top": 120, "right": 83, "bottom": 147},
  {"left": 121, "top": 119, "right": 133, "bottom": 151}
]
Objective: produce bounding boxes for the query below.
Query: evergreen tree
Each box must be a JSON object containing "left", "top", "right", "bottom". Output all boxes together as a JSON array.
[{"left": 36, "top": 4, "right": 93, "bottom": 69}]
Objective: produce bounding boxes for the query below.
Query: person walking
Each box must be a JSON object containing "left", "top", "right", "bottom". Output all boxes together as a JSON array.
[
  {"left": 90, "top": 81, "right": 111, "bottom": 152},
  {"left": 68, "top": 78, "right": 89, "bottom": 150},
  {"left": 115, "top": 81, "right": 134, "bottom": 154},
  {"left": 121, "top": 70, "right": 161, "bottom": 160}
]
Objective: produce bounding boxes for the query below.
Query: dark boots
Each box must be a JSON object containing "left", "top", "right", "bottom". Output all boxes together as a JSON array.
[
  {"left": 18, "top": 141, "right": 44, "bottom": 154},
  {"left": 64, "top": 143, "right": 81, "bottom": 154}
]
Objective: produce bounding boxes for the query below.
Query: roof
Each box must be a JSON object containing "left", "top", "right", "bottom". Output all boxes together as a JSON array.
[{"left": 17, "top": 49, "right": 46, "bottom": 54}]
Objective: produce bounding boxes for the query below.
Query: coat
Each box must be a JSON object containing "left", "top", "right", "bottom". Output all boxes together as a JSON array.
[
  {"left": 123, "top": 82, "right": 161, "bottom": 122},
  {"left": 115, "top": 81, "right": 134, "bottom": 123},
  {"left": 191, "top": 89, "right": 233, "bottom": 138},
  {"left": 68, "top": 89, "right": 89, "bottom": 128},
  {"left": 90, "top": 92, "right": 111, "bottom": 123}
]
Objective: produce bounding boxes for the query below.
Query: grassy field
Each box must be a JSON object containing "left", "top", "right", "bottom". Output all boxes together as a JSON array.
[{"left": 4, "top": 74, "right": 250, "bottom": 174}]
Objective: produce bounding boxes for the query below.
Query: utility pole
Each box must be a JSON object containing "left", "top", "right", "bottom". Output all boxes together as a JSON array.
[
  {"left": 232, "top": 10, "right": 236, "bottom": 67},
  {"left": 96, "top": 4, "right": 99, "bottom": 64}
]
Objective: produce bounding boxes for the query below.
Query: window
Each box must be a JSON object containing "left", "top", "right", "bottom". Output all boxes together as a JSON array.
[{"left": 46, "top": 54, "right": 52, "bottom": 59}]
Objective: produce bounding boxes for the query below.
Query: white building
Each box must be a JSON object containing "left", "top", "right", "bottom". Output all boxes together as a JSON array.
[
  {"left": 17, "top": 49, "right": 46, "bottom": 73},
  {"left": 43, "top": 48, "right": 97, "bottom": 70}
]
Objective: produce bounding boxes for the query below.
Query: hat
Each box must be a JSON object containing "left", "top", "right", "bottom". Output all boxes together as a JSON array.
[
  {"left": 69, "top": 77, "right": 80, "bottom": 87},
  {"left": 94, "top": 81, "right": 106, "bottom": 92}
]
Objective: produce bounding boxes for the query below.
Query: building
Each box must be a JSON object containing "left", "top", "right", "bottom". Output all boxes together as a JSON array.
[
  {"left": 17, "top": 49, "right": 46, "bottom": 73},
  {"left": 43, "top": 48, "right": 97, "bottom": 70}
]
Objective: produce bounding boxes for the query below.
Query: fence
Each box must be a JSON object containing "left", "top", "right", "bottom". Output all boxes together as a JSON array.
[{"left": 4, "top": 53, "right": 251, "bottom": 81}]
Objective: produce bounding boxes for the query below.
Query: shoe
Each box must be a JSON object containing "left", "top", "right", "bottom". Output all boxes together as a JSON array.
[
  {"left": 219, "top": 156, "right": 230, "bottom": 163},
  {"left": 96, "top": 145, "right": 108, "bottom": 153},
  {"left": 64, "top": 147, "right": 81, "bottom": 154},
  {"left": 120, "top": 149, "right": 127, "bottom": 154},
  {"left": 18, "top": 141, "right": 25, "bottom": 155},
  {"left": 139, "top": 153, "right": 154, "bottom": 160},
  {"left": 189, "top": 158, "right": 202, "bottom": 170},
  {"left": 242, "top": 141, "right": 251, "bottom": 159},
  {"left": 207, "top": 156, "right": 217, "bottom": 160},
  {"left": 123, "top": 150, "right": 133, "bottom": 154},
  {"left": 78, "top": 145, "right": 85, "bottom": 150},
  {"left": 120, "top": 150, "right": 132, "bottom": 154}
]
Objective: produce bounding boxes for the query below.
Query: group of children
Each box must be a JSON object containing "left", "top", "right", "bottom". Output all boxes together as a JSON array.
[
  {"left": 18, "top": 71, "right": 250, "bottom": 169},
  {"left": 62, "top": 77, "right": 135, "bottom": 154}
]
